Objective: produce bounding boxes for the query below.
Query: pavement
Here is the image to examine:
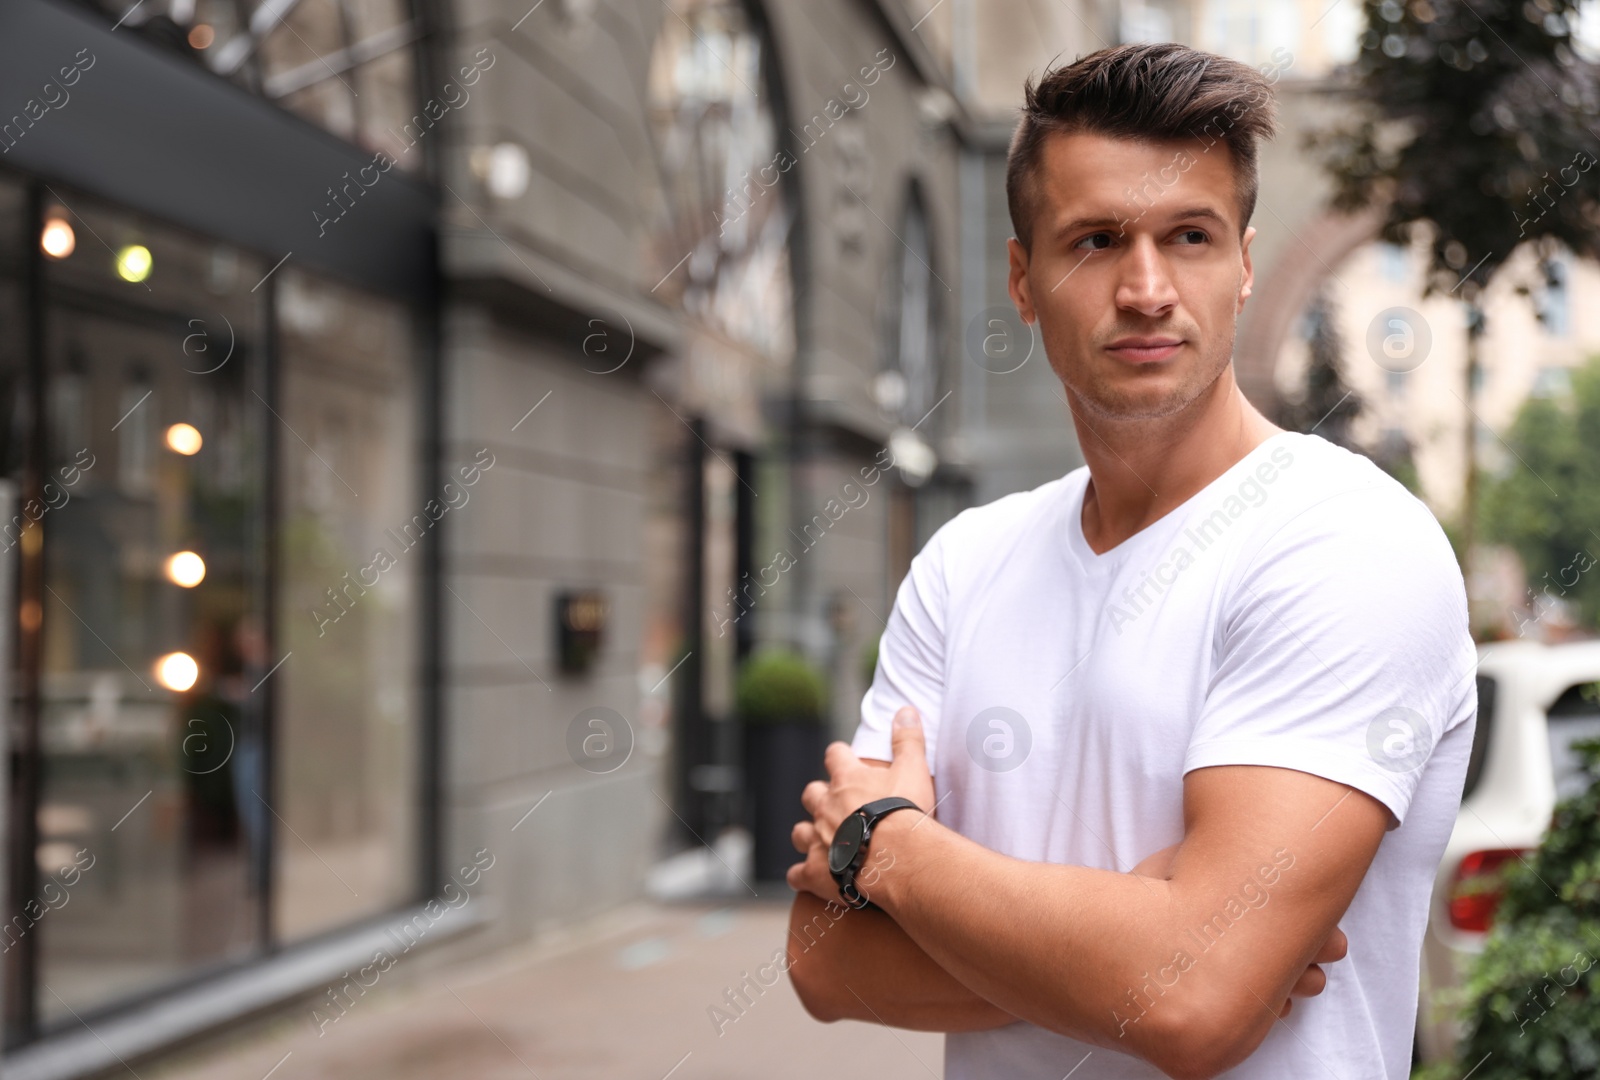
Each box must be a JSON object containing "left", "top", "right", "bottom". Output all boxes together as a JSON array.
[{"left": 144, "top": 899, "right": 945, "bottom": 1080}]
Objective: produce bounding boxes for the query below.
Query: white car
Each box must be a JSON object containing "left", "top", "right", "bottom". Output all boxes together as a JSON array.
[{"left": 1414, "top": 639, "right": 1600, "bottom": 1063}]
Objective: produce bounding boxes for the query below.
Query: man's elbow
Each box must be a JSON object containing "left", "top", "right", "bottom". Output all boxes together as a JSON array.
[
  {"left": 1143, "top": 995, "right": 1271, "bottom": 1080},
  {"left": 786, "top": 940, "right": 846, "bottom": 1023}
]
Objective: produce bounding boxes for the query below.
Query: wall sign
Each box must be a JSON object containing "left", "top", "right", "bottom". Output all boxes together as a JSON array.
[{"left": 555, "top": 590, "right": 606, "bottom": 675}]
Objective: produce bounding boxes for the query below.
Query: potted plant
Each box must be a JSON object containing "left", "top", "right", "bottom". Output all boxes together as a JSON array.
[{"left": 738, "top": 648, "right": 830, "bottom": 882}]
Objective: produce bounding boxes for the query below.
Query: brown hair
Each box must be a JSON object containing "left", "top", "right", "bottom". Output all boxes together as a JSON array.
[{"left": 1006, "top": 42, "right": 1280, "bottom": 251}]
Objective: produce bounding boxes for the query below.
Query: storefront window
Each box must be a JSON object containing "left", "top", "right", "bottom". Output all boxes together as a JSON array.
[
  {"left": 1, "top": 180, "right": 426, "bottom": 1042},
  {"left": 273, "top": 266, "right": 420, "bottom": 942},
  {"left": 29, "top": 189, "right": 269, "bottom": 1028}
]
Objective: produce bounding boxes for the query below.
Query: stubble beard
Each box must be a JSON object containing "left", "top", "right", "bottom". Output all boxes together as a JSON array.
[{"left": 1054, "top": 324, "right": 1237, "bottom": 423}]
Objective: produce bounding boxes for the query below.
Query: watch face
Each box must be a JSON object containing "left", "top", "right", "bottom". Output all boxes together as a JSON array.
[{"left": 829, "top": 814, "right": 867, "bottom": 875}]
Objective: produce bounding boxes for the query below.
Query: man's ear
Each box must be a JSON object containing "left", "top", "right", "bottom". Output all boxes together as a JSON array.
[
  {"left": 1007, "top": 236, "right": 1036, "bottom": 325},
  {"left": 1237, "top": 225, "right": 1256, "bottom": 312}
]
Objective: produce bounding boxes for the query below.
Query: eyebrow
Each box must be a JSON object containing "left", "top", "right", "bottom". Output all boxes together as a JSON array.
[
  {"left": 1055, "top": 205, "right": 1231, "bottom": 238},
  {"left": 1165, "top": 206, "right": 1229, "bottom": 228},
  {"left": 1054, "top": 215, "right": 1126, "bottom": 236}
]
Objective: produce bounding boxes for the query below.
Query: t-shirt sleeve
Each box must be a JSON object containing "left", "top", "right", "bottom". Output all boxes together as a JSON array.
[
  {"left": 1184, "top": 483, "right": 1479, "bottom": 828},
  {"left": 851, "top": 525, "right": 948, "bottom": 772}
]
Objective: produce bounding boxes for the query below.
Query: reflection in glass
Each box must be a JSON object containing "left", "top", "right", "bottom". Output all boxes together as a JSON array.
[
  {"left": 31, "top": 193, "right": 268, "bottom": 1027},
  {"left": 273, "top": 267, "right": 419, "bottom": 942}
]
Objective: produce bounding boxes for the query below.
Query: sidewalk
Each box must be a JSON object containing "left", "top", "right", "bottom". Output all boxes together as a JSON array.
[{"left": 144, "top": 900, "right": 944, "bottom": 1080}]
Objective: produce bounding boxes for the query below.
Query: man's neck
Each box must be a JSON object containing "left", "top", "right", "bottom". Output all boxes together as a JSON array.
[{"left": 1070, "top": 369, "right": 1283, "bottom": 556}]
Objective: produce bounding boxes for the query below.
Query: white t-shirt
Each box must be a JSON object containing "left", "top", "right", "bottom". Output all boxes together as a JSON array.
[{"left": 851, "top": 431, "right": 1478, "bottom": 1079}]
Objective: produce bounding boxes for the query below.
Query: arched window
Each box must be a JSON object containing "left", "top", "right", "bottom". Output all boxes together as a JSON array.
[
  {"left": 875, "top": 187, "right": 943, "bottom": 438},
  {"left": 645, "top": 0, "right": 796, "bottom": 368}
]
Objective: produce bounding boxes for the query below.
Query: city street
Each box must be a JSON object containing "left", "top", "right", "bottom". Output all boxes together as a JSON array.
[
  {"left": 9, "top": 1, "right": 1600, "bottom": 1077},
  {"left": 145, "top": 901, "right": 945, "bottom": 1080}
]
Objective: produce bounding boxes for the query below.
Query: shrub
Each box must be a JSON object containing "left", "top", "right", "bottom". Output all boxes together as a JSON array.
[
  {"left": 1416, "top": 738, "right": 1600, "bottom": 1079},
  {"left": 735, "top": 649, "right": 827, "bottom": 726}
]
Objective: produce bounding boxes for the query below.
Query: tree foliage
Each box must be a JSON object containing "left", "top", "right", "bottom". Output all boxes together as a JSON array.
[
  {"left": 1480, "top": 354, "right": 1600, "bottom": 629},
  {"left": 1315, "top": 0, "right": 1600, "bottom": 296},
  {"left": 1416, "top": 738, "right": 1600, "bottom": 1079}
]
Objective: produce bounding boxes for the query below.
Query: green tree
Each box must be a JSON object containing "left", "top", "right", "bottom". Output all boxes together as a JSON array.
[
  {"left": 1314, "top": 0, "right": 1600, "bottom": 558},
  {"left": 1480, "top": 355, "right": 1600, "bottom": 630},
  {"left": 1415, "top": 737, "right": 1600, "bottom": 1080}
]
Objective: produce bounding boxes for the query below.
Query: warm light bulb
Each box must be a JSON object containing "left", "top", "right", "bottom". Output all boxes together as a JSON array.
[
  {"left": 165, "top": 551, "right": 206, "bottom": 588},
  {"left": 165, "top": 423, "right": 202, "bottom": 455},
  {"left": 116, "top": 244, "right": 152, "bottom": 283},
  {"left": 41, "top": 219, "right": 75, "bottom": 259},
  {"left": 188, "top": 24, "right": 215, "bottom": 48},
  {"left": 155, "top": 651, "right": 198, "bottom": 692}
]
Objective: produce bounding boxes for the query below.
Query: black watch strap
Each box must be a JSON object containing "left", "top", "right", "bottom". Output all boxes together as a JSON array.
[
  {"left": 832, "top": 796, "right": 921, "bottom": 910},
  {"left": 857, "top": 796, "right": 922, "bottom": 822}
]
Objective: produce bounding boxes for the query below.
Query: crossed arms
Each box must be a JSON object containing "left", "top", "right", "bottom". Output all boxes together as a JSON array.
[{"left": 783, "top": 712, "right": 1388, "bottom": 1080}]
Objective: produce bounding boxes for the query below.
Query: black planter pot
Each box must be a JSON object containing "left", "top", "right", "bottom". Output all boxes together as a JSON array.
[{"left": 743, "top": 721, "right": 830, "bottom": 882}]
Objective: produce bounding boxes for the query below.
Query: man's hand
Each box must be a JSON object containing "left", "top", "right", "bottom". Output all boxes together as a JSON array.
[
  {"left": 787, "top": 707, "right": 1357, "bottom": 1046},
  {"left": 1283, "top": 925, "right": 1347, "bottom": 1018},
  {"left": 787, "top": 706, "right": 935, "bottom": 899}
]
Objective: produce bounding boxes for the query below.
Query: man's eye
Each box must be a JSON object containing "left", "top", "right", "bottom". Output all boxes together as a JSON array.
[
  {"left": 1176, "top": 230, "right": 1209, "bottom": 244},
  {"left": 1074, "top": 233, "right": 1114, "bottom": 251}
]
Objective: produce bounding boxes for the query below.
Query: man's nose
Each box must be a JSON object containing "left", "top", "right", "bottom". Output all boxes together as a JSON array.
[{"left": 1114, "top": 237, "right": 1179, "bottom": 318}]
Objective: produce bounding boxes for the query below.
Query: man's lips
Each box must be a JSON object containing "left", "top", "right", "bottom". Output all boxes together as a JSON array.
[{"left": 1105, "top": 338, "right": 1183, "bottom": 363}]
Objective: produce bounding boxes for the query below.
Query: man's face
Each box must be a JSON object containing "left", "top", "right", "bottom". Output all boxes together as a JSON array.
[{"left": 1007, "top": 130, "right": 1255, "bottom": 422}]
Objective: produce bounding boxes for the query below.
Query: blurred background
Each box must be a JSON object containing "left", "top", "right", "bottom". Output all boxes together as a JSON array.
[{"left": 1, "top": 0, "right": 1599, "bottom": 1077}]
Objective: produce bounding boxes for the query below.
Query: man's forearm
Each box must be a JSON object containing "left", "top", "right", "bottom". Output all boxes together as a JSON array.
[
  {"left": 797, "top": 716, "right": 1387, "bottom": 1079},
  {"left": 786, "top": 890, "right": 1017, "bottom": 1032},
  {"left": 874, "top": 824, "right": 1183, "bottom": 1040}
]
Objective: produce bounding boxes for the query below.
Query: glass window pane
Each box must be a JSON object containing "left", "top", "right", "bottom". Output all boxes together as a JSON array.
[
  {"left": 278, "top": 79, "right": 361, "bottom": 145},
  {"left": 359, "top": 46, "right": 423, "bottom": 170},
  {"left": 32, "top": 193, "right": 268, "bottom": 1026},
  {"left": 272, "top": 266, "right": 419, "bottom": 942},
  {"left": 1546, "top": 681, "right": 1600, "bottom": 802},
  {"left": 259, "top": 4, "right": 358, "bottom": 140}
]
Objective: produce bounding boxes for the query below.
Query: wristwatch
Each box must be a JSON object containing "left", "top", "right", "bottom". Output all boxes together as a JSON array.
[{"left": 828, "top": 796, "right": 921, "bottom": 910}]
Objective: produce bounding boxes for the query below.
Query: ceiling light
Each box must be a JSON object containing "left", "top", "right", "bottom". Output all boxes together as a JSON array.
[
  {"left": 165, "top": 423, "right": 202, "bottom": 455},
  {"left": 155, "top": 652, "right": 199, "bottom": 692},
  {"left": 41, "top": 219, "right": 75, "bottom": 259},
  {"left": 116, "top": 244, "right": 152, "bottom": 283},
  {"left": 165, "top": 551, "right": 206, "bottom": 588}
]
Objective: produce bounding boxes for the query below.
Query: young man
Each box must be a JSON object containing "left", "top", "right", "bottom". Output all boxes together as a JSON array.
[{"left": 783, "top": 42, "right": 1477, "bottom": 1080}]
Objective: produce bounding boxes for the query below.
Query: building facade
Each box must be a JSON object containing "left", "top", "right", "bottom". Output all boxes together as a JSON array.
[{"left": 0, "top": 0, "right": 984, "bottom": 1074}]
